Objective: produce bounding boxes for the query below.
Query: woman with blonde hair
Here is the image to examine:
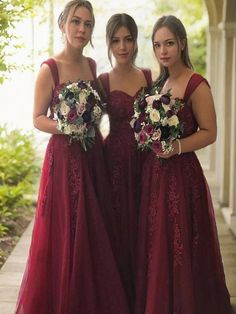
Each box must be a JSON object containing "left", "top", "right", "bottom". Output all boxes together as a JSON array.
[{"left": 15, "top": 1, "right": 129, "bottom": 313}]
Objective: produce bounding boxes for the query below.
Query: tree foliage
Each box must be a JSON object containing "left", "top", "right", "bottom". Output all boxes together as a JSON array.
[
  {"left": 0, "top": 0, "right": 45, "bottom": 84},
  {"left": 0, "top": 125, "right": 40, "bottom": 237}
]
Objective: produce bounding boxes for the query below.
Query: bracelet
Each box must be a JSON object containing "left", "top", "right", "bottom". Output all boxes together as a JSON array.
[{"left": 176, "top": 139, "right": 181, "bottom": 155}]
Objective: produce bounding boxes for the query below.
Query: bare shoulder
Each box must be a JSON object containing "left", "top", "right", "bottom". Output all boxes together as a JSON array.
[
  {"left": 35, "top": 63, "right": 54, "bottom": 91},
  {"left": 190, "top": 76, "right": 214, "bottom": 111},
  {"left": 191, "top": 77, "right": 212, "bottom": 100}
]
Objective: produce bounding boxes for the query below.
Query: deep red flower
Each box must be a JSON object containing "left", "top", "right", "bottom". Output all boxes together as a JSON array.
[
  {"left": 139, "top": 98, "right": 147, "bottom": 111},
  {"left": 139, "top": 131, "right": 148, "bottom": 144},
  {"left": 166, "top": 110, "right": 173, "bottom": 118},
  {"left": 152, "top": 99, "right": 162, "bottom": 110},
  {"left": 152, "top": 140, "right": 162, "bottom": 154},
  {"left": 144, "top": 124, "right": 154, "bottom": 135},
  {"left": 67, "top": 108, "right": 78, "bottom": 123}
]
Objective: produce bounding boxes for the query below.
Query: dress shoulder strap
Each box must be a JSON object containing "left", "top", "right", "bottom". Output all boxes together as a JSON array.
[
  {"left": 142, "top": 68, "right": 153, "bottom": 89},
  {"left": 184, "top": 73, "right": 210, "bottom": 102},
  {"left": 87, "top": 57, "right": 97, "bottom": 80},
  {"left": 41, "top": 58, "right": 59, "bottom": 87},
  {"left": 98, "top": 72, "right": 110, "bottom": 95}
]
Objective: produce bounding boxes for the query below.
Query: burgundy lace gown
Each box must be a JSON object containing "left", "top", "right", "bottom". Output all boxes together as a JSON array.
[
  {"left": 15, "top": 58, "right": 129, "bottom": 314},
  {"left": 99, "top": 70, "right": 152, "bottom": 312},
  {"left": 135, "top": 73, "right": 235, "bottom": 314}
]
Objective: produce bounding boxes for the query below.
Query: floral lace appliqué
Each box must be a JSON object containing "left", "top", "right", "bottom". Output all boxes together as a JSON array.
[
  {"left": 40, "top": 139, "right": 54, "bottom": 216},
  {"left": 147, "top": 159, "right": 161, "bottom": 275},
  {"left": 168, "top": 173, "right": 183, "bottom": 267},
  {"left": 68, "top": 148, "right": 81, "bottom": 241}
]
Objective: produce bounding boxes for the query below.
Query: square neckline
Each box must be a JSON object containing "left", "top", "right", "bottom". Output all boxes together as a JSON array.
[{"left": 48, "top": 57, "right": 97, "bottom": 88}]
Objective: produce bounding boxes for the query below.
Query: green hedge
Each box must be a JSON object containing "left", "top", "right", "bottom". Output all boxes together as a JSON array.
[{"left": 0, "top": 125, "right": 40, "bottom": 237}]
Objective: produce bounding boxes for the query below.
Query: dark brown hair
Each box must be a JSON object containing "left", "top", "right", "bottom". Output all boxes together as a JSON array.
[
  {"left": 152, "top": 15, "right": 193, "bottom": 83},
  {"left": 106, "top": 13, "right": 138, "bottom": 66}
]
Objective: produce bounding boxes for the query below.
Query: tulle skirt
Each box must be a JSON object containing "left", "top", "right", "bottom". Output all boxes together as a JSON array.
[{"left": 15, "top": 133, "right": 129, "bottom": 314}]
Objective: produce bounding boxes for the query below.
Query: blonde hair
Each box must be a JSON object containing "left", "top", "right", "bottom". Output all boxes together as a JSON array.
[{"left": 58, "top": 0, "right": 95, "bottom": 46}]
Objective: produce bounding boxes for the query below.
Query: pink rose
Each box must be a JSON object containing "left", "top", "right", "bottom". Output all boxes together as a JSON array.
[{"left": 139, "top": 131, "right": 148, "bottom": 144}]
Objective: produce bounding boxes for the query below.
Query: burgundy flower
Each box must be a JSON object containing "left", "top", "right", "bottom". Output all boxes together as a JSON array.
[
  {"left": 134, "top": 120, "right": 142, "bottom": 133},
  {"left": 54, "top": 95, "right": 60, "bottom": 104},
  {"left": 87, "top": 93, "right": 97, "bottom": 106},
  {"left": 78, "top": 81, "right": 88, "bottom": 89},
  {"left": 160, "top": 94, "right": 170, "bottom": 105},
  {"left": 152, "top": 140, "right": 162, "bottom": 154},
  {"left": 139, "top": 98, "right": 147, "bottom": 111},
  {"left": 86, "top": 102, "right": 93, "bottom": 111},
  {"left": 67, "top": 108, "right": 78, "bottom": 123},
  {"left": 82, "top": 110, "right": 91, "bottom": 123},
  {"left": 166, "top": 110, "right": 173, "bottom": 118},
  {"left": 139, "top": 131, "right": 148, "bottom": 144},
  {"left": 152, "top": 99, "right": 162, "bottom": 110},
  {"left": 144, "top": 124, "right": 154, "bottom": 135},
  {"left": 138, "top": 112, "right": 146, "bottom": 123}
]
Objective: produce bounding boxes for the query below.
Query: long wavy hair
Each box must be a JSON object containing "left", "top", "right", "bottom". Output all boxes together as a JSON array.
[{"left": 152, "top": 15, "right": 193, "bottom": 86}]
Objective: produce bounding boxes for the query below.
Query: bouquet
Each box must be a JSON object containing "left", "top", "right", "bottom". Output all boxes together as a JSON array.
[
  {"left": 130, "top": 89, "right": 184, "bottom": 156},
  {"left": 54, "top": 80, "right": 105, "bottom": 150}
]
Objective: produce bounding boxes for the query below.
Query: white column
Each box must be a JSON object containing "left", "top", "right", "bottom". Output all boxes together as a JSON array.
[
  {"left": 221, "top": 22, "right": 236, "bottom": 236},
  {"left": 216, "top": 22, "right": 234, "bottom": 209},
  {"left": 223, "top": 35, "right": 236, "bottom": 236},
  {"left": 206, "top": 26, "right": 223, "bottom": 187}
]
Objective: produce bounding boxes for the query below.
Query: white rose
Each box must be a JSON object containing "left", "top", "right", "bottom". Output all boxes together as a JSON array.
[
  {"left": 150, "top": 109, "right": 160, "bottom": 122},
  {"left": 71, "top": 82, "right": 78, "bottom": 89},
  {"left": 92, "top": 106, "right": 102, "bottom": 123},
  {"left": 93, "top": 105, "right": 102, "bottom": 117},
  {"left": 60, "top": 101, "right": 70, "bottom": 116},
  {"left": 79, "top": 91, "right": 87, "bottom": 104},
  {"left": 167, "top": 115, "right": 179, "bottom": 127}
]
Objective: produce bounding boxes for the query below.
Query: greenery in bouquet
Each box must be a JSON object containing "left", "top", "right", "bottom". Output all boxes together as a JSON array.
[
  {"left": 54, "top": 80, "right": 105, "bottom": 151},
  {"left": 131, "top": 89, "right": 184, "bottom": 156}
]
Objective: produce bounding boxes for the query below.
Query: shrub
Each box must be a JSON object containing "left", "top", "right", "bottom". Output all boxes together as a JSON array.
[{"left": 0, "top": 125, "right": 40, "bottom": 237}]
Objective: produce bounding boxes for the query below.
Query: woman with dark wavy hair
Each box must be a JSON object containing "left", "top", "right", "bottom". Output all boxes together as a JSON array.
[
  {"left": 98, "top": 13, "right": 152, "bottom": 313},
  {"left": 135, "top": 15, "right": 234, "bottom": 314}
]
